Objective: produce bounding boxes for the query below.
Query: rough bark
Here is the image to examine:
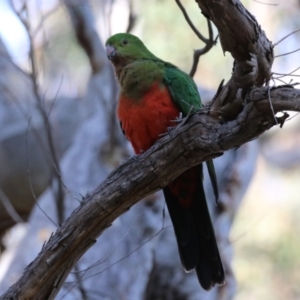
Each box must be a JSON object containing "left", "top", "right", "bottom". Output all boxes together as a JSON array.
[{"left": 196, "top": 0, "right": 273, "bottom": 114}]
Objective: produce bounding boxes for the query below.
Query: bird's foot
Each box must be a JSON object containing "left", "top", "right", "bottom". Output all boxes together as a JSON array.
[
  {"left": 174, "top": 107, "right": 194, "bottom": 130},
  {"left": 171, "top": 112, "right": 183, "bottom": 123}
]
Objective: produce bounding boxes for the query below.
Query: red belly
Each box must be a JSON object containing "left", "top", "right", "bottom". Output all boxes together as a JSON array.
[
  {"left": 118, "top": 82, "right": 197, "bottom": 209},
  {"left": 117, "top": 83, "right": 180, "bottom": 154}
]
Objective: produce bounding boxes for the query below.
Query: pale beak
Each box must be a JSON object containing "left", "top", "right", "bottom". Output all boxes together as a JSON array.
[{"left": 106, "top": 45, "right": 116, "bottom": 60}]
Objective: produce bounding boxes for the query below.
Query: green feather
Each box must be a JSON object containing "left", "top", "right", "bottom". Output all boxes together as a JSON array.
[
  {"left": 164, "top": 63, "right": 201, "bottom": 116},
  {"left": 163, "top": 64, "right": 218, "bottom": 202}
]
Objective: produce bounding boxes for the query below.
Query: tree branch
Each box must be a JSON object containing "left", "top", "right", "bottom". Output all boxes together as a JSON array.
[
  {"left": 195, "top": 0, "right": 274, "bottom": 113},
  {"left": 175, "top": 0, "right": 217, "bottom": 77},
  {"left": 1, "top": 85, "right": 299, "bottom": 300}
]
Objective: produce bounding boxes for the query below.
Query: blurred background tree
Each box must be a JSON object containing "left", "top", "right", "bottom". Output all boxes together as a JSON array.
[{"left": 0, "top": 0, "right": 299, "bottom": 299}]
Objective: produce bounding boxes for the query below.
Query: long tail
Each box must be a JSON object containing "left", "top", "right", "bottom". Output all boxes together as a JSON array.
[{"left": 163, "top": 164, "right": 224, "bottom": 290}]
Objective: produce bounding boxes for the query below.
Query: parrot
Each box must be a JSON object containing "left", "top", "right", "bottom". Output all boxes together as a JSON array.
[{"left": 105, "top": 33, "right": 225, "bottom": 290}]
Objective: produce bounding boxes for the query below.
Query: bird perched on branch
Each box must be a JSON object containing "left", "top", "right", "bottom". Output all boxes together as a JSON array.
[{"left": 106, "top": 33, "right": 224, "bottom": 290}]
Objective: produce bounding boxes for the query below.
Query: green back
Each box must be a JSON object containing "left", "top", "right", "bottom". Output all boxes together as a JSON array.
[{"left": 163, "top": 63, "right": 202, "bottom": 116}]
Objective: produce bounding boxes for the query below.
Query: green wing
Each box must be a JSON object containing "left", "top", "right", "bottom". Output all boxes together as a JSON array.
[
  {"left": 164, "top": 63, "right": 202, "bottom": 116},
  {"left": 163, "top": 63, "right": 219, "bottom": 202}
]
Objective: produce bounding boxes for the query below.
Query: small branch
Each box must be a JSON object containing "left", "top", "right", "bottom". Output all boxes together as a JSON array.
[
  {"left": 272, "top": 66, "right": 300, "bottom": 79},
  {"left": 25, "top": 119, "right": 59, "bottom": 228},
  {"left": 253, "top": 0, "right": 278, "bottom": 6},
  {"left": 10, "top": 0, "right": 66, "bottom": 224},
  {"left": 175, "top": 0, "right": 217, "bottom": 77},
  {"left": 275, "top": 47, "right": 300, "bottom": 58},
  {"left": 267, "top": 86, "right": 278, "bottom": 125},
  {"left": 273, "top": 27, "right": 300, "bottom": 47},
  {"left": 32, "top": 5, "right": 60, "bottom": 37},
  {"left": 72, "top": 265, "right": 89, "bottom": 300},
  {"left": 189, "top": 19, "right": 217, "bottom": 77},
  {"left": 0, "top": 188, "right": 24, "bottom": 224},
  {"left": 175, "top": 0, "right": 209, "bottom": 43}
]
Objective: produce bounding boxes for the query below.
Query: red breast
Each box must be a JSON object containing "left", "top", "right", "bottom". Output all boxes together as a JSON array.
[{"left": 117, "top": 82, "right": 180, "bottom": 154}]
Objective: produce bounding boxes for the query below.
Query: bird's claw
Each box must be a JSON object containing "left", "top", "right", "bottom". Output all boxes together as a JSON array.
[
  {"left": 160, "top": 111, "right": 187, "bottom": 137},
  {"left": 171, "top": 112, "right": 183, "bottom": 123},
  {"left": 175, "top": 106, "right": 194, "bottom": 130}
]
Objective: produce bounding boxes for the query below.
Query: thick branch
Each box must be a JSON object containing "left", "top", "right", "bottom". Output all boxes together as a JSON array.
[
  {"left": 1, "top": 86, "right": 299, "bottom": 300},
  {"left": 196, "top": 0, "right": 274, "bottom": 111}
]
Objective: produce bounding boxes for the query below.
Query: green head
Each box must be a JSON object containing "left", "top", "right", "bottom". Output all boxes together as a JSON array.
[{"left": 105, "top": 33, "right": 157, "bottom": 67}]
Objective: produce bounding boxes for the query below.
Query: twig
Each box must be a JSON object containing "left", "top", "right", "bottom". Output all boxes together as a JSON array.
[
  {"left": 61, "top": 206, "right": 167, "bottom": 298},
  {"left": 72, "top": 265, "right": 89, "bottom": 300},
  {"left": 274, "top": 77, "right": 290, "bottom": 85},
  {"left": 26, "top": 118, "right": 58, "bottom": 228},
  {"left": 253, "top": 0, "right": 278, "bottom": 6},
  {"left": 274, "top": 74, "right": 300, "bottom": 78},
  {"left": 286, "top": 111, "right": 300, "bottom": 122},
  {"left": 273, "top": 28, "right": 300, "bottom": 47},
  {"left": 267, "top": 86, "right": 278, "bottom": 125},
  {"left": 60, "top": 222, "right": 168, "bottom": 299},
  {"left": 175, "top": 0, "right": 218, "bottom": 77},
  {"left": 189, "top": 19, "right": 217, "bottom": 77},
  {"left": 47, "top": 74, "right": 64, "bottom": 119},
  {"left": 175, "top": 0, "right": 208, "bottom": 43},
  {"left": 0, "top": 188, "right": 24, "bottom": 224},
  {"left": 32, "top": 5, "right": 60, "bottom": 37},
  {"left": 65, "top": 226, "right": 168, "bottom": 285},
  {"left": 272, "top": 66, "right": 300, "bottom": 79},
  {"left": 10, "top": 0, "right": 66, "bottom": 224},
  {"left": 275, "top": 47, "right": 300, "bottom": 58},
  {"left": 71, "top": 212, "right": 144, "bottom": 273}
]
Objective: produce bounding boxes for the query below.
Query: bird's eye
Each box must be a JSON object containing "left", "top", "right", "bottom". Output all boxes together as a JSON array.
[{"left": 122, "top": 39, "right": 128, "bottom": 46}]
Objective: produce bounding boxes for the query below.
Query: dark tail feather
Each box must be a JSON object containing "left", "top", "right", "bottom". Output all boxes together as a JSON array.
[
  {"left": 163, "top": 164, "right": 224, "bottom": 290},
  {"left": 163, "top": 187, "right": 199, "bottom": 271},
  {"left": 206, "top": 159, "right": 219, "bottom": 203},
  {"left": 193, "top": 165, "right": 224, "bottom": 289}
]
